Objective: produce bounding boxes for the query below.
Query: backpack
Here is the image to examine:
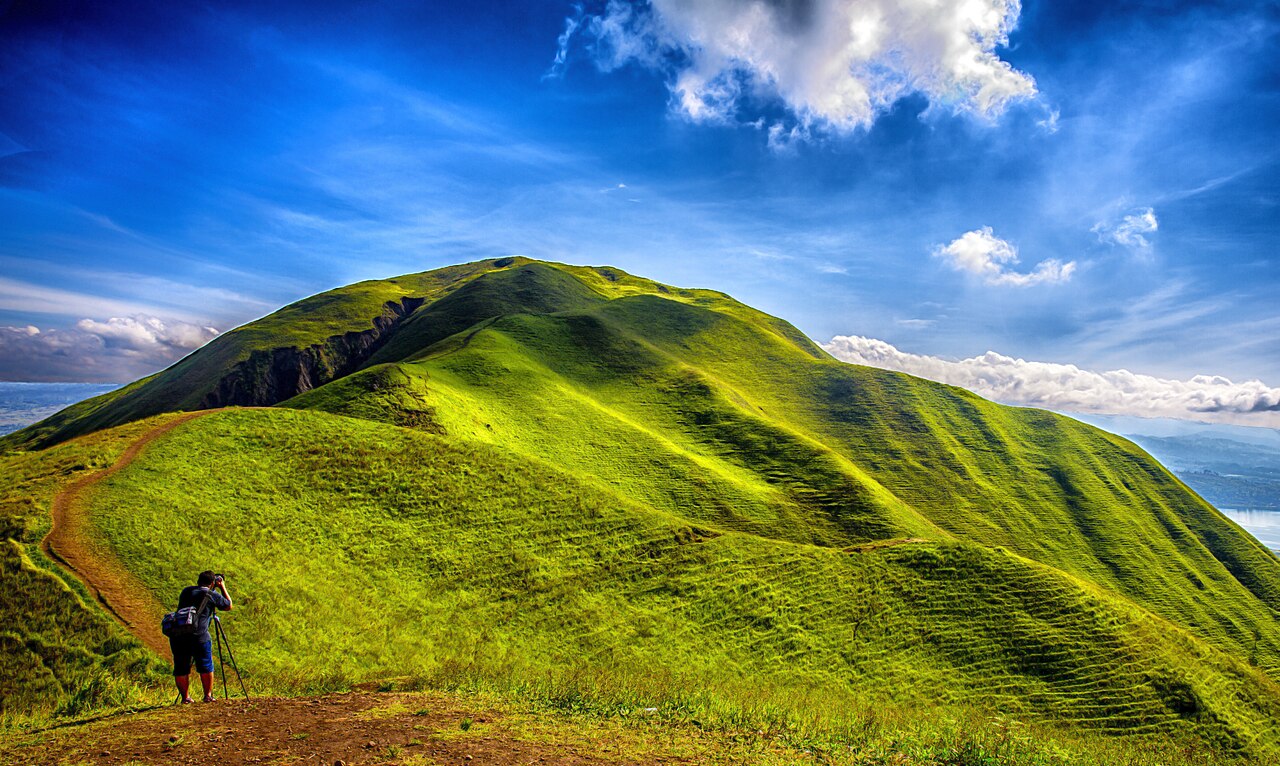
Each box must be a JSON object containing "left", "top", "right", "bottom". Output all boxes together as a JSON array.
[{"left": 161, "top": 589, "right": 212, "bottom": 638}]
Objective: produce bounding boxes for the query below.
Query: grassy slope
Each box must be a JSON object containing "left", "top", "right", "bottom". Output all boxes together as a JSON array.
[
  {"left": 290, "top": 270, "right": 1280, "bottom": 674},
  {"left": 76, "top": 409, "right": 1280, "bottom": 759},
  {"left": 0, "top": 418, "right": 176, "bottom": 720}
]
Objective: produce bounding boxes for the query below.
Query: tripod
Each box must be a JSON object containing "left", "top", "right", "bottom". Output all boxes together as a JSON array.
[{"left": 213, "top": 615, "right": 250, "bottom": 700}]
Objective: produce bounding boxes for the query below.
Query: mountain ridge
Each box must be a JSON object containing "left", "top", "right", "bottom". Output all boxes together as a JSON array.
[{"left": 2, "top": 258, "right": 824, "bottom": 450}]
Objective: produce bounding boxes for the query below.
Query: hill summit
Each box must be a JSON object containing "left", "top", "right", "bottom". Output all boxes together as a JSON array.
[{"left": 5, "top": 258, "right": 1280, "bottom": 760}]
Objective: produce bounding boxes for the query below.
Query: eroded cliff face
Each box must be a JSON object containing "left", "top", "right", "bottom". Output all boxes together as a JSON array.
[{"left": 201, "top": 297, "right": 425, "bottom": 408}]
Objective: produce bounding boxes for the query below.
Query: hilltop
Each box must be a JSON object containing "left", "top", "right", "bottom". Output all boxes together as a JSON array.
[{"left": 4, "top": 258, "right": 1280, "bottom": 762}]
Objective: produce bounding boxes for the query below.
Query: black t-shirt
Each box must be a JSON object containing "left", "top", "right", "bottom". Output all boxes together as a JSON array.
[{"left": 176, "top": 585, "right": 231, "bottom": 642}]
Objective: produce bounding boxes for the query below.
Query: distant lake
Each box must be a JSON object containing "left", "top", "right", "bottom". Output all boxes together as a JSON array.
[{"left": 1220, "top": 509, "right": 1280, "bottom": 554}]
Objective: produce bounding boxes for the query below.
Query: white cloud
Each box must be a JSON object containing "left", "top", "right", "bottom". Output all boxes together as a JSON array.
[
  {"left": 545, "top": 10, "right": 584, "bottom": 80},
  {"left": 1036, "top": 106, "right": 1060, "bottom": 133},
  {"left": 0, "top": 315, "right": 219, "bottom": 383},
  {"left": 822, "top": 335, "right": 1280, "bottom": 427},
  {"left": 1094, "top": 207, "right": 1159, "bottom": 249},
  {"left": 561, "top": 0, "right": 1037, "bottom": 134},
  {"left": 933, "top": 227, "right": 1075, "bottom": 286},
  {"left": 583, "top": 0, "right": 666, "bottom": 72},
  {"left": 75, "top": 316, "right": 218, "bottom": 353}
]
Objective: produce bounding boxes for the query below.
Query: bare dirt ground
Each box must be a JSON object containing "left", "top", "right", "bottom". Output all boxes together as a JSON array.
[
  {"left": 843, "top": 537, "right": 927, "bottom": 554},
  {"left": 0, "top": 691, "right": 658, "bottom": 766},
  {"left": 41, "top": 411, "right": 211, "bottom": 655}
]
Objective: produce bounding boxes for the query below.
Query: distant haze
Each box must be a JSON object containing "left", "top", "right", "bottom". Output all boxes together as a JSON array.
[
  {"left": 1067, "top": 413, "right": 1280, "bottom": 449},
  {"left": 1069, "top": 412, "right": 1280, "bottom": 552},
  {"left": 0, "top": 382, "right": 118, "bottom": 436}
]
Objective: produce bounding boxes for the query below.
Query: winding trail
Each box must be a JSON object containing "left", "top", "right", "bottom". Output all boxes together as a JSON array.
[
  {"left": 41, "top": 411, "right": 213, "bottom": 656},
  {"left": 843, "top": 536, "right": 928, "bottom": 554}
]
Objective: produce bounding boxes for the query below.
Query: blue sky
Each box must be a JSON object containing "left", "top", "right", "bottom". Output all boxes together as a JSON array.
[{"left": 0, "top": 0, "right": 1277, "bottom": 423}]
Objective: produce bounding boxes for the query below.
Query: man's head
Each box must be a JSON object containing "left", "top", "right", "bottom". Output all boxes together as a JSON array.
[{"left": 197, "top": 570, "right": 216, "bottom": 587}]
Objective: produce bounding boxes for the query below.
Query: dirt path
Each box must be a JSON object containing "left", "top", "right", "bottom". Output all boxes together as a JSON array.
[
  {"left": 41, "top": 411, "right": 213, "bottom": 656},
  {"left": 843, "top": 537, "right": 928, "bottom": 554},
  {"left": 0, "top": 691, "right": 643, "bottom": 766}
]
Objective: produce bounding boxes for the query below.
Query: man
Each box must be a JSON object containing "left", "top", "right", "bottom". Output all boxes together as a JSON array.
[{"left": 171, "top": 570, "right": 233, "bottom": 703}]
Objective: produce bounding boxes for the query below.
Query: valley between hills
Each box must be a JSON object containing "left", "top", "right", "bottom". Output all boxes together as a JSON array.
[{"left": 3, "top": 258, "right": 1280, "bottom": 764}]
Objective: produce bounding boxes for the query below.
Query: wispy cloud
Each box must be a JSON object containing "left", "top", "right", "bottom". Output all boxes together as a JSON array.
[
  {"left": 544, "top": 4, "right": 584, "bottom": 80},
  {"left": 1036, "top": 107, "right": 1060, "bottom": 134},
  {"left": 310, "top": 64, "right": 583, "bottom": 170},
  {"left": 1093, "top": 207, "right": 1158, "bottom": 249},
  {"left": 1157, "top": 164, "right": 1266, "bottom": 204},
  {"left": 933, "top": 227, "right": 1076, "bottom": 287},
  {"left": 823, "top": 334, "right": 1280, "bottom": 427},
  {"left": 1066, "top": 280, "right": 1227, "bottom": 367},
  {"left": 0, "top": 276, "right": 201, "bottom": 322},
  {"left": 0, "top": 268, "right": 272, "bottom": 327},
  {"left": 558, "top": 0, "right": 1037, "bottom": 137}
]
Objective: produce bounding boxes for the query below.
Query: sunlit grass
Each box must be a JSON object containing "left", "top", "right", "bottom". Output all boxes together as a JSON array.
[{"left": 70, "top": 409, "right": 1280, "bottom": 761}]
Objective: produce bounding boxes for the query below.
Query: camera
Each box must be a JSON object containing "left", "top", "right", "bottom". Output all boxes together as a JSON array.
[{"left": 214, "top": 573, "right": 225, "bottom": 583}]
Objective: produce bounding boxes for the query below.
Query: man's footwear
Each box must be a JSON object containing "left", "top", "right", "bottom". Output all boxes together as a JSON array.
[
  {"left": 181, "top": 697, "right": 194, "bottom": 704},
  {"left": 203, "top": 695, "right": 215, "bottom": 703}
]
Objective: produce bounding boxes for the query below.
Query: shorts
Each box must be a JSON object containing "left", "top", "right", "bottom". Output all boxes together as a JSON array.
[{"left": 170, "top": 636, "right": 214, "bottom": 676}]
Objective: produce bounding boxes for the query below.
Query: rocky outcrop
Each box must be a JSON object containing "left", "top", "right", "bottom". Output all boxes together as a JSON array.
[{"left": 201, "top": 297, "right": 424, "bottom": 408}]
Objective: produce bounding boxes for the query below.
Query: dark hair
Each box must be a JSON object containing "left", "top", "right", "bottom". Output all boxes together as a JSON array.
[{"left": 197, "top": 570, "right": 216, "bottom": 587}]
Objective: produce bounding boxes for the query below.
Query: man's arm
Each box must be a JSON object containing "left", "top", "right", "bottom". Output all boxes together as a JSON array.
[{"left": 214, "top": 579, "right": 233, "bottom": 611}]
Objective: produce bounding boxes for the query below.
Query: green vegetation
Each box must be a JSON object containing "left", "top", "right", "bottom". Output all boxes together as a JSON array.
[
  {"left": 45, "top": 408, "right": 1280, "bottom": 761},
  {"left": 4, "top": 258, "right": 1280, "bottom": 763},
  {"left": 288, "top": 263, "right": 1280, "bottom": 669},
  {"left": 0, "top": 419, "right": 173, "bottom": 724}
]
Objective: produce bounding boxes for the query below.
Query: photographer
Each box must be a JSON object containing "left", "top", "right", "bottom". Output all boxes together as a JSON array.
[{"left": 170, "top": 570, "right": 233, "bottom": 703}]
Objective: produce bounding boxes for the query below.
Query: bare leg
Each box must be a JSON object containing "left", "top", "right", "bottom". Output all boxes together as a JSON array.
[
  {"left": 175, "top": 674, "right": 192, "bottom": 703},
  {"left": 200, "top": 672, "right": 215, "bottom": 701}
]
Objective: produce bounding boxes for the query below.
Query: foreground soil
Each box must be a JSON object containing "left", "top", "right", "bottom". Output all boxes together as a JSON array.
[{"left": 0, "top": 690, "right": 812, "bottom": 766}]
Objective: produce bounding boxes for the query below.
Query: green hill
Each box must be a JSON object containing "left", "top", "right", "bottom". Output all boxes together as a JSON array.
[{"left": 5, "top": 258, "right": 1280, "bottom": 761}]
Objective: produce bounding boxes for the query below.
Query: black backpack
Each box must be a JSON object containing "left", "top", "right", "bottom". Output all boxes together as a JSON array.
[{"left": 161, "top": 589, "right": 212, "bottom": 638}]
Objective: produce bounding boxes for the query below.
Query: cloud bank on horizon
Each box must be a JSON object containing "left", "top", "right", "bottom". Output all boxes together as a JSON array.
[
  {"left": 824, "top": 335, "right": 1280, "bottom": 428},
  {"left": 0, "top": 316, "right": 218, "bottom": 383},
  {"left": 558, "top": 0, "right": 1037, "bottom": 138}
]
